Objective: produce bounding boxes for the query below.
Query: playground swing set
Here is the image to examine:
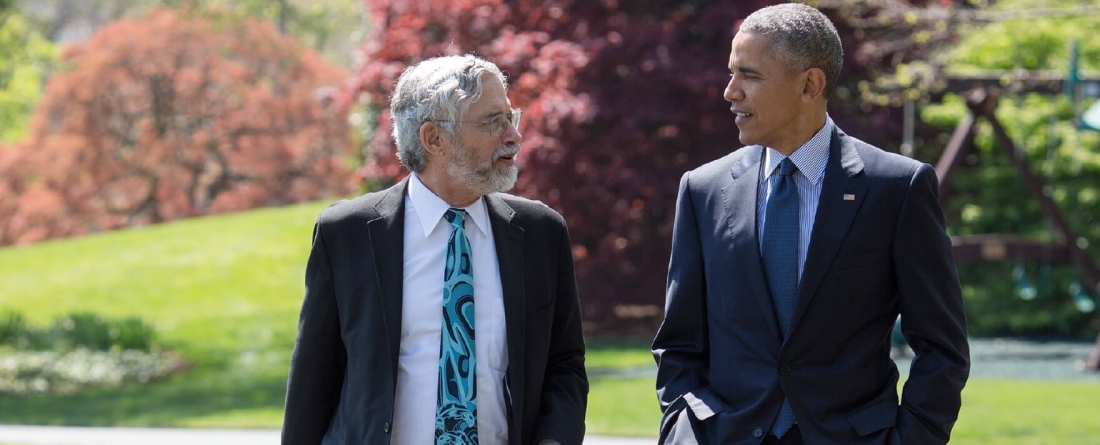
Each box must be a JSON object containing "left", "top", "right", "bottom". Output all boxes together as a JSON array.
[{"left": 895, "top": 41, "right": 1100, "bottom": 371}]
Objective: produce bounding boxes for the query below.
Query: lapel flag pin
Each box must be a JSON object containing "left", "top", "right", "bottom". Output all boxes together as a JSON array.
[{"left": 843, "top": 194, "right": 855, "bottom": 201}]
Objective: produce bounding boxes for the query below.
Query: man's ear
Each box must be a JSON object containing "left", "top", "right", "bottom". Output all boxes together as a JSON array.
[
  {"left": 801, "top": 68, "right": 827, "bottom": 103},
  {"left": 420, "top": 121, "right": 448, "bottom": 156}
]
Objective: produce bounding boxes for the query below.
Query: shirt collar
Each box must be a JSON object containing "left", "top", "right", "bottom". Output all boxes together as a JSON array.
[
  {"left": 764, "top": 115, "right": 834, "bottom": 185},
  {"left": 408, "top": 173, "right": 491, "bottom": 238}
]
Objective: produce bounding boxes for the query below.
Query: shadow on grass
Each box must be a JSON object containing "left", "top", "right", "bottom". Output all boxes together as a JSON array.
[
  {"left": 0, "top": 360, "right": 287, "bottom": 427},
  {"left": 585, "top": 337, "right": 656, "bottom": 374},
  {"left": 586, "top": 336, "right": 652, "bottom": 352}
]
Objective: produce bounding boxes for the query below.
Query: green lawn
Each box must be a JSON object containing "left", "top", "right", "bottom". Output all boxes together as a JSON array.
[
  {"left": 584, "top": 344, "right": 1100, "bottom": 442},
  {"left": 585, "top": 371, "right": 1100, "bottom": 443},
  {"left": 1, "top": 202, "right": 1099, "bottom": 443},
  {"left": 0, "top": 201, "right": 324, "bottom": 426}
]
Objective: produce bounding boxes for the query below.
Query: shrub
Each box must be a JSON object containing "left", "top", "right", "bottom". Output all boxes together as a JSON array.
[
  {"left": 0, "top": 310, "right": 180, "bottom": 396},
  {"left": 1, "top": 311, "right": 158, "bottom": 352},
  {"left": 0, "top": 310, "right": 31, "bottom": 347}
]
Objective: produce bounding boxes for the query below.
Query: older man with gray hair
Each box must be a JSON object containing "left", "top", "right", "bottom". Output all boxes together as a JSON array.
[{"left": 283, "top": 54, "right": 588, "bottom": 445}]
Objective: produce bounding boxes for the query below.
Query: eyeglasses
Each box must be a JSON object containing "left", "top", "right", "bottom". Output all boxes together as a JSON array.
[{"left": 436, "top": 108, "right": 522, "bottom": 138}]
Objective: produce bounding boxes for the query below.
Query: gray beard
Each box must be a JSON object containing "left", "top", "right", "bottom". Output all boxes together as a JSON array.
[{"left": 447, "top": 142, "right": 519, "bottom": 196}]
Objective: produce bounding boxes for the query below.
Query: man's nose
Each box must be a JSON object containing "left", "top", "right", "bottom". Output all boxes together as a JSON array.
[
  {"left": 724, "top": 78, "right": 743, "bottom": 102},
  {"left": 502, "top": 120, "right": 522, "bottom": 145}
]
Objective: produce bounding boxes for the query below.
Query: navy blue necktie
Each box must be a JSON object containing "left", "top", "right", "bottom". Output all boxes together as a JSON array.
[
  {"left": 763, "top": 158, "right": 798, "bottom": 437},
  {"left": 436, "top": 208, "right": 478, "bottom": 445}
]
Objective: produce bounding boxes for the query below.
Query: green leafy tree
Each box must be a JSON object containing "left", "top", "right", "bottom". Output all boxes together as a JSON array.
[
  {"left": 919, "top": 0, "right": 1100, "bottom": 337},
  {"left": 17, "top": 0, "right": 362, "bottom": 68},
  {"left": 0, "top": 8, "right": 54, "bottom": 142},
  {"left": 192, "top": 0, "right": 363, "bottom": 67}
]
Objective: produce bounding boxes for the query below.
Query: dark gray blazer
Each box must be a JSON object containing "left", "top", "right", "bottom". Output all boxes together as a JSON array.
[
  {"left": 282, "top": 178, "right": 588, "bottom": 445},
  {"left": 653, "top": 127, "right": 970, "bottom": 445}
]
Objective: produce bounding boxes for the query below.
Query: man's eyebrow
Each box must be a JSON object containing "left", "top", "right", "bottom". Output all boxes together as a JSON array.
[
  {"left": 734, "top": 65, "right": 761, "bottom": 75},
  {"left": 480, "top": 109, "right": 508, "bottom": 120}
]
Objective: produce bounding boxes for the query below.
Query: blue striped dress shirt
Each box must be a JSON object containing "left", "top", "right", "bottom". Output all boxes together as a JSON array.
[{"left": 757, "top": 116, "right": 834, "bottom": 282}]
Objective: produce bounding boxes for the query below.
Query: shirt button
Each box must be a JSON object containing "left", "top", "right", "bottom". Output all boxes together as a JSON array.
[
  {"left": 753, "top": 427, "right": 764, "bottom": 438},
  {"left": 383, "top": 422, "right": 391, "bottom": 433},
  {"left": 779, "top": 364, "right": 791, "bottom": 375}
]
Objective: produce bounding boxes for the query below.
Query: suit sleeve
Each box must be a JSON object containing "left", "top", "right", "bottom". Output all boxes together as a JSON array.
[
  {"left": 533, "top": 215, "right": 589, "bottom": 445},
  {"left": 282, "top": 215, "right": 347, "bottom": 445},
  {"left": 893, "top": 163, "right": 971, "bottom": 445},
  {"left": 652, "top": 172, "right": 723, "bottom": 441}
]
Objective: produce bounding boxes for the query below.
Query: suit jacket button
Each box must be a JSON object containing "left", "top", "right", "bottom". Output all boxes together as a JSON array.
[
  {"left": 779, "top": 364, "right": 791, "bottom": 375},
  {"left": 753, "top": 427, "right": 764, "bottom": 438},
  {"left": 383, "top": 422, "right": 391, "bottom": 433}
]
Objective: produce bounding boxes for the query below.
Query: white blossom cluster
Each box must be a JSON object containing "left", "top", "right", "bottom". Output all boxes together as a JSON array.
[{"left": 0, "top": 347, "right": 182, "bottom": 396}]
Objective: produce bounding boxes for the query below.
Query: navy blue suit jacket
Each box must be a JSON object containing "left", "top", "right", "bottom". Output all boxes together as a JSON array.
[{"left": 653, "top": 127, "right": 970, "bottom": 445}]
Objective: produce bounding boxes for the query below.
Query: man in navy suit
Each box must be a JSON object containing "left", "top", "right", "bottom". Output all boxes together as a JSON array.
[{"left": 652, "top": 4, "right": 970, "bottom": 445}]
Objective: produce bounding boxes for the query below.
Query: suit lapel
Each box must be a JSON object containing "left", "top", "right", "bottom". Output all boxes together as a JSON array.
[
  {"left": 366, "top": 178, "right": 409, "bottom": 383},
  {"left": 725, "top": 146, "right": 782, "bottom": 342},
  {"left": 484, "top": 193, "right": 525, "bottom": 438},
  {"left": 789, "top": 129, "right": 867, "bottom": 334}
]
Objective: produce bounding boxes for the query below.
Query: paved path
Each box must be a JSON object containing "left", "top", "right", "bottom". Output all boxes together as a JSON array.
[
  {"left": 897, "top": 338, "right": 1100, "bottom": 381},
  {"left": 0, "top": 426, "right": 653, "bottom": 445},
  {"left": 593, "top": 338, "right": 1100, "bottom": 382}
]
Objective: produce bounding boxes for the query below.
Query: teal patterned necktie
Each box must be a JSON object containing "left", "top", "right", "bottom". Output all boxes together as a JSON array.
[{"left": 436, "top": 208, "right": 478, "bottom": 445}]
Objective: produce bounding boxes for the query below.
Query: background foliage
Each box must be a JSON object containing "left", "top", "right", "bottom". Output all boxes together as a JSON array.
[
  {"left": 914, "top": 0, "right": 1100, "bottom": 337},
  {"left": 0, "top": 8, "right": 54, "bottom": 142},
  {"left": 14, "top": 0, "right": 363, "bottom": 67},
  {"left": 0, "top": 7, "right": 355, "bottom": 246},
  {"left": 343, "top": 0, "right": 970, "bottom": 332}
]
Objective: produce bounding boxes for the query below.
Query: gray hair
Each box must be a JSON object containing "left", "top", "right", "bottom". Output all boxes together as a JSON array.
[
  {"left": 739, "top": 3, "right": 843, "bottom": 98},
  {"left": 389, "top": 55, "right": 507, "bottom": 173}
]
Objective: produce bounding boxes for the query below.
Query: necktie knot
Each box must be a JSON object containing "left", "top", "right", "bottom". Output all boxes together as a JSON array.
[
  {"left": 777, "top": 158, "right": 797, "bottom": 178},
  {"left": 445, "top": 208, "right": 468, "bottom": 229}
]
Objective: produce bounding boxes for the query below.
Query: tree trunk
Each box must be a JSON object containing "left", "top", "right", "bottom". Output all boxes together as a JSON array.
[{"left": 277, "top": 0, "right": 289, "bottom": 34}]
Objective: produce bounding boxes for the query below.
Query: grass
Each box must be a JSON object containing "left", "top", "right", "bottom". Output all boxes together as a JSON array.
[
  {"left": 584, "top": 342, "right": 1100, "bottom": 443},
  {"left": 2, "top": 202, "right": 1099, "bottom": 444},
  {"left": 584, "top": 373, "right": 1100, "bottom": 443},
  {"left": 565, "top": 340, "right": 1100, "bottom": 444},
  {"left": 951, "top": 379, "right": 1100, "bottom": 444},
  {"left": 0, "top": 200, "right": 324, "bottom": 426},
  {"left": 586, "top": 338, "right": 655, "bottom": 370}
]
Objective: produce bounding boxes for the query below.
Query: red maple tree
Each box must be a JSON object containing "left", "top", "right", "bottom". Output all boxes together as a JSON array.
[
  {"left": 1, "top": 7, "right": 354, "bottom": 246},
  {"left": 344, "top": 0, "right": 953, "bottom": 330}
]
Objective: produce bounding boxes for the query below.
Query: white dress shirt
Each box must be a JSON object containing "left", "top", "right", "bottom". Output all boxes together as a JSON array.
[
  {"left": 757, "top": 116, "right": 834, "bottom": 282},
  {"left": 390, "top": 173, "right": 509, "bottom": 444}
]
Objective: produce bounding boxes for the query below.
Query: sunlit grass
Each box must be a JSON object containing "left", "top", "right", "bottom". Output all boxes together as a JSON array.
[
  {"left": 0, "top": 200, "right": 329, "bottom": 426},
  {"left": 586, "top": 338, "right": 654, "bottom": 370},
  {"left": 582, "top": 352, "right": 1100, "bottom": 443}
]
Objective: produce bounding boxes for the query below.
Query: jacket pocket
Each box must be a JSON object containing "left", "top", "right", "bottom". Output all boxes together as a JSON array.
[
  {"left": 684, "top": 387, "right": 728, "bottom": 421},
  {"left": 846, "top": 397, "right": 898, "bottom": 436},
  {"left": 526, "top": 299, "right": 554, "bottom": 317}
]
